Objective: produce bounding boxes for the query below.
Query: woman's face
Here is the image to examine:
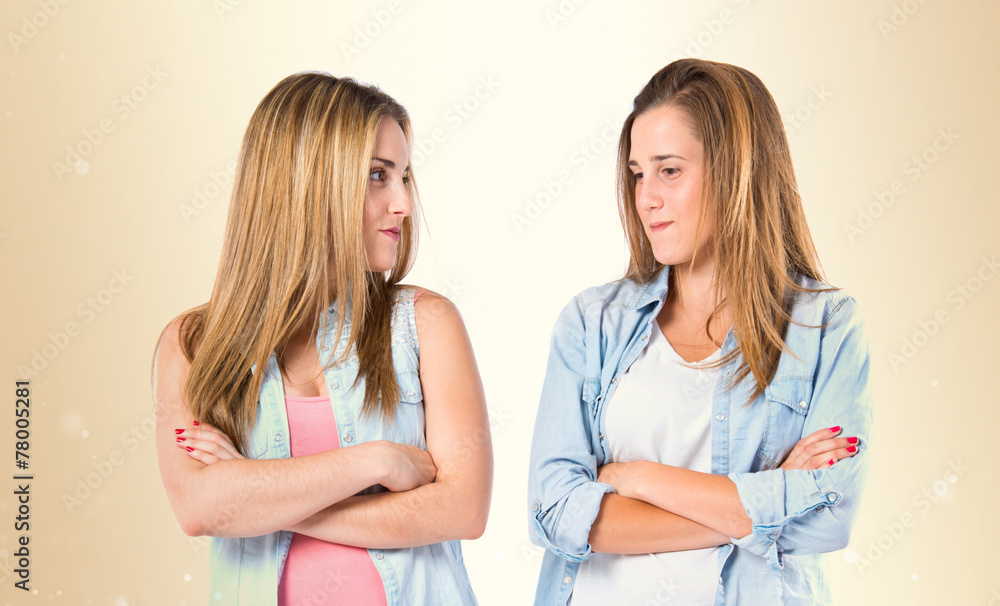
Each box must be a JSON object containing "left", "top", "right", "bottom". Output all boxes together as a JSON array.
[
  {"left": 629, "top": 104, "right": 714, "bottom": 270},
  {"left": 364, "top": 117, "right": 412, "bottom": 273}
]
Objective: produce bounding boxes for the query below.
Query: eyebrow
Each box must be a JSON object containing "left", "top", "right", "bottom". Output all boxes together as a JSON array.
[
  {"left": 372, "top": 157, "right": 411, "bottom": 172},
  {"left": 628, "top": 154, "right": 688, "bottom": 166}
]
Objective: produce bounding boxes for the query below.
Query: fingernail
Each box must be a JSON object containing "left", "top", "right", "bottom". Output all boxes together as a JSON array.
[
  {"left": 847, "top": 437, "right": 859, "bottom": 444},
  {"left": 847, "top": 445, "right": 857, "bottom": 453},
  {"left": 175, "top": 429, "right": 184, "bottom": 434},
  {"left": 828, "top": 459, "right": 835, "bottom": 465},
  {"left": 176, "top": 437, "right": 185, "bottom": 442},
  {"left": 185, "top": 446, "right": 194, "bottom": 452},
  {"left": 829, "top": 426, "right": 841, "bottom": 432},
  {"left": 193, "top": 421, "right": 199, "bottom": 426}
]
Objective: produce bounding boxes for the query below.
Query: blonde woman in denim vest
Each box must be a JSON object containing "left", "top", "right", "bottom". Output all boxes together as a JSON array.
[
  {"left": 528, "top": 59, "right": 872, "bottom": 605},
  {"left": 152, "top": 73, "right": 492, "bottom": 605}
]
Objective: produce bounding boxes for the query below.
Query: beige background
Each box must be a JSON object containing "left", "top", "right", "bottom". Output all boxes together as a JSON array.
[{"left": 1, "top": 1, "right": 998, "bottom": 604}]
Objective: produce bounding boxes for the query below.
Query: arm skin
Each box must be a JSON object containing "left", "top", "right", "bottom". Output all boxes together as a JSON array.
[
  {"left": 153, "top": 317, "right": 426, "bottom": 538},
  {"left": 592, "top": 426, "right": 862, "bottom": 546},
  {"left": 588, "top": 493, "right": 732, "bottom": 554},
  {"left": 286, "top": 293, "right": 494, "bottom": 548}
]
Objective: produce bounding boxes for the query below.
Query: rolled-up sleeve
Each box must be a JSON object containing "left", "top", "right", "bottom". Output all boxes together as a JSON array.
[
  {"left": 728, "top": 296, "right": 873, "bottom": 569},
  {"left": 527, "top": 297, "right": 615, "bottom": 562}
]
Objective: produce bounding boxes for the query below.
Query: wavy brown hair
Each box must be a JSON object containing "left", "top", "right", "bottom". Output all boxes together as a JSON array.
[
  {"left": 176, "top": 72, "right": 419, "bottom": 455},
  {"left": 617, "top": 58, "right": 832, "bottom": 403}
]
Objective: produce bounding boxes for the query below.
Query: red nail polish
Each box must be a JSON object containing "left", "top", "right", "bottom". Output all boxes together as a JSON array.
[
  {"left": 828, "top": 459, "right": 835, "bottom": 465},
  {"left": 185, "top": 446, "right": 194, "bottom": 452},
  {"left": 847, "top": 445, "right": 857, "bottom": 453},
  {"left": 829, "top": 426, "right": 841, "bottom": 432},
  {"left": 847, "top": 437, "right": 858, "bottom": 444},
  {"left": 175, "top": 429, "right": 184, "bottom": 434},
  {"left": 176, "top": 437, "right": 185, "bottom": 442},
  {"left": 193, "top": 421, "right": 199, "bottom": 426}
]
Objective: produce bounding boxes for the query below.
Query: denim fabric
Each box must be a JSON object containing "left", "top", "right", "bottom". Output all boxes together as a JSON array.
[
  {"left": 528, "top": 266, "right": 873, "bottom": 605},
  {"left": 207, "top": 289, "right": 478, "bottom": 605}
]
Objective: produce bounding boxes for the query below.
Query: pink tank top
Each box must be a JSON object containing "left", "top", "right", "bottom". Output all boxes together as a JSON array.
[{"left": 277, "top": 394, "right": 387, "bottom": 606}]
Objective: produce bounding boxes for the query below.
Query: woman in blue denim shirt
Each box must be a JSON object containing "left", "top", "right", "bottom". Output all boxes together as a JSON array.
[
  {"left": 152, "top": 73, "right": 491, "bottom": 605},
  {"left": 528, "top": 59, "right": 872, "bottom": 605}
]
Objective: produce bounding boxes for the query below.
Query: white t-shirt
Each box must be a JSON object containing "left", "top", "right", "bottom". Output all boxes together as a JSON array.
[{"left": 573, "top": 321, "right": 722, "bottom": 606}]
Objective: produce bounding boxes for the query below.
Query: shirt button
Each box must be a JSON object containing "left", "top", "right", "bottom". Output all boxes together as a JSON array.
[
  {"left": 532, "top": 502, "right": 540, "bottom": 512},
  {"left": 715, "top": 413, "right": 725, "bottom": 422},
  {"left": 798, "top": 400, "right": 808, "bottom": 409},
  {"left": 563, "top": 576, "right": 572, "bottom": 584},
  {"left": 375, "top": 551, "right": 384, "bottom": 560},
  {"left": 331, "top": 382, "right": 339, "bottom": 390},
  {"left": 343, "top": 433, "right": 354, "bottom": 443},
  {"left": 407, "top": 389, "right": 415, "bottom": 397},
  {"left": 321, "top": 345, "right": 329, "bottom": 352},
  {"left": 641, "top": 335, "right": 647, "bottom": 342},
  {"left": 611, "top": 378, "right": 617, "bottom": 384},
  {"left": 274, "top": 433, "right": 283, "bottom": 442},
  {"left": 598, "top": 433, "right": 603, "bottom": 440}
]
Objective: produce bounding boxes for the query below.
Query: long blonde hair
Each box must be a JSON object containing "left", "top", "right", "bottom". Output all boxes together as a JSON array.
[
  {"left": 617, "top": 58, "right": 831, "bottom": 403},
  {"left": 178, "top": 72, "right": 419, "bottom": 455}
]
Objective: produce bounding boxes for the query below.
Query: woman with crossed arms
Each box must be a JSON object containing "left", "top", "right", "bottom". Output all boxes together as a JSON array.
[
  {"left": 153, "top": 73, "right": 492, "bottom": 605},
  {"left": 528, "top": 59, "right": 872, "bottom": 605}
]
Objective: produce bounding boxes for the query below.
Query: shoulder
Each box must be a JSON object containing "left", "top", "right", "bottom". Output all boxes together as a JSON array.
[
  {"left": 556, "top": 275, "right": 659, "bottom": 325},
  {"left": 394, "top": 284, "right": 460, "bottom": 325},
  {"left": 151, "top": 312, "right": 197, "bottom": 407},
  {"left": 789, "top": 275, "right": 862, "bottom": 321}
]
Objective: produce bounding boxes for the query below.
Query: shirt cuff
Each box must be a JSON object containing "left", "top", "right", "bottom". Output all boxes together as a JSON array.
[{"left": 530, "top": 481, "right": 616, "bottom": 562}]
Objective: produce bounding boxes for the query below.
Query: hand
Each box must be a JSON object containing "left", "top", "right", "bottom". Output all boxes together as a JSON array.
[
  {"left": 175, "top": 421, "right": 245, "bottom": 464},
  {"left": 597, "top": 461, "right": 638, "bottom": 498},
  {"left": 375, "top": 441, "right": 437, "bottom": 492},
  {"left": 779, "top": 426, "right": 860, "bottom": 471}
]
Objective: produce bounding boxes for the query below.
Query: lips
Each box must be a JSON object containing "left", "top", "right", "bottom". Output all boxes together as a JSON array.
[
  {"left": 380, "top": 227, "right": 401, "bottom": 242},
  {"left": 649, "top": 221, "right": 673, "bottom": 233}
]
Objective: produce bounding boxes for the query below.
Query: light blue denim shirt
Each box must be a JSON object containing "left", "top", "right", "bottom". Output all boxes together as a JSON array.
[
  {"left": 205, "top": 289, "right": 478, "bottom": 605},
  {"left": 527, "top": 266, "right": 873, "bottom": 605}
]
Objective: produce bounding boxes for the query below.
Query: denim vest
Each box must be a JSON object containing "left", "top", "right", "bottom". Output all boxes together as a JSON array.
[
  {"left": 208, "top": 289, "right": 478, "bottom": 605},
  {"left": 528, "top": 267, "right": 873, "bottom": 605}
]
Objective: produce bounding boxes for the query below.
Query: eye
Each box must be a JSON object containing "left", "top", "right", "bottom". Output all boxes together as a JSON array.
[
  {"left": 402, "top": 172, "right": 411, "bottom": 184},
  {"left": 630, "top": 171, "right": 643, "bottom": 181},
  {"left": 663, "top": 167, "right": 679, "bottom": 177},
  {"left": 370, "top": 168, "right": 386, "bottom": 182}
]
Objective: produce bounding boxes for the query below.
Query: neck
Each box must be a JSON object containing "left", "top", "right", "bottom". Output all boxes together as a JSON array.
[{"left": 668, "top": 254, "right": 722, "bottom": 315}]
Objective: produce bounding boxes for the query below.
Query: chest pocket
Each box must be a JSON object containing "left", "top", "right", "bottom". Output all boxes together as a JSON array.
[
  {"left": 757, "top": 376, "right": 814, "bottom": 468},
  {"left": 381, "top": 369, "right": 426, "bottom": 449}
]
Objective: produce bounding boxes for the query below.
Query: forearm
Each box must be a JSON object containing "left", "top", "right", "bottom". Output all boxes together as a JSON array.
[
  {"left": 624, "top": 461, "right": 752, "bottom": 539},
  {"left": 588, "top": 493, "right": 731, "bottom": 554},
  {"left": 177, "top": 444, "right": 383, "bottom": 537},
  {"left": 289, "top": 477, "right": 488, "bottom": 549}
]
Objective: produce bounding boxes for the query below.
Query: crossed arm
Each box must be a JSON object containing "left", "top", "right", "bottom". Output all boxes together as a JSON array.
[
  {"left": 153, "top": 292, "right": 493, "bottom": 547},
  {"left": 587, "top": 427, "right": 859, "bottom": 554}
]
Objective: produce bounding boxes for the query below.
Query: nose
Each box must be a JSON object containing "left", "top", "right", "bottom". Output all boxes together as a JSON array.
[
  {"left": 635, "top": 176, "right": 663, "bottom": 212},
  {"left": 388, "top": 179, "right": 412, "bottom": 217}
]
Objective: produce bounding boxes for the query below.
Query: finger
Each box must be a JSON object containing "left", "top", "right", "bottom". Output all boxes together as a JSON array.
[
  {"left": 179, "top": 443, "right": 220, "bottom": 465},
  {"left": 803, "top": 436, "right": 859, "bottom": 459},
  {"left": 178, "top": 427, "right": 243, "bottom": 459},
  {"left": 808, "top": 443, "right": 861, "bottom": 469}
]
